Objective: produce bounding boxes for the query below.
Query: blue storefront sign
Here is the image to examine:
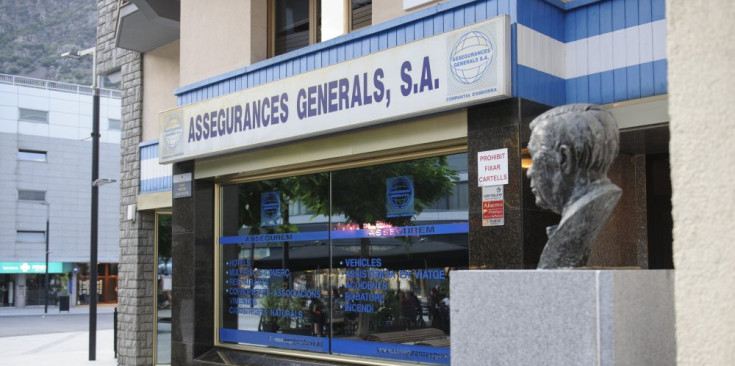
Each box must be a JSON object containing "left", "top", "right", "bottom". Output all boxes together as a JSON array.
[{"left": 0, "top": 262, "right": 70, "bottom": 274}]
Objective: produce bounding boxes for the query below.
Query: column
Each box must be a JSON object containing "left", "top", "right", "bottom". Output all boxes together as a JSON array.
[
  {"left": 171, "top": 161, "right": 215, "bottom": 365},
  {"left": 467, "top": 98, "right": 554, "bottom": 269}
]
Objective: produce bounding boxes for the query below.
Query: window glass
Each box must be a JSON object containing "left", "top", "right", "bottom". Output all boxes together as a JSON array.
[
  {"left": 274, "top": 0, "right": 310, "bottom": 55},
  {"left": 218, "top": 153, "right": 467, "bottom": 364},
  {"left": 18, "top": 150, "right": 47, "bottom": 162},
  {"left": 219, "top": 174, "right": 330, "bottom": 353},
  {"left": 18, "top": 108, "right": 48, "bottom": 123},
  {"left": 273, "top": 0, "right": 321, "bottom": 56},
  {"left": 17, "top": 231, "right": 46, "bottom": 243},
  {"left": 351, "top": 0, "right": 372, "bottom": 31},
  {"left": 108, "top": 119, "right": 121, "bottom": 130},
  {"left": 18, "top": 190, "right": 46, "bottom": 201},
  {"left": 329, "top": 154, "right": 465, "bottom": 364}
]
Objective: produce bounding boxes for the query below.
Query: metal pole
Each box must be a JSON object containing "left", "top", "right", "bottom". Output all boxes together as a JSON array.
[
  {"left": 328, "top": 172, "right": 333, "bottom": 351},
  {"left": 44, "top": 219, "right": 49, "bottom": 314},
  {"left": 89, "top": 75, "right": 100, "bottom": 361},
  {"left": 114, "top": 307, "right": 118, "bottom": 358}
]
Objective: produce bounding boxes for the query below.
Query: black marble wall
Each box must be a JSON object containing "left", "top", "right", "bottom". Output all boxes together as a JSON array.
[
  {"left": 467, "top": 98, "right": 555, "bottom": 269},
  {"left": 172, "top": 161, "right": 216, "bottom": 366}
]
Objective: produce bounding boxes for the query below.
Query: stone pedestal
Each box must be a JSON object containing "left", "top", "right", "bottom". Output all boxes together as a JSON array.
[{"left": 451, "top": 270, "right": 675, "bottom": 366}]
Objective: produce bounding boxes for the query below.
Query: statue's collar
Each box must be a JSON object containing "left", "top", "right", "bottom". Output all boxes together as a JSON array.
[{"left": 560, "top": 180, "right": 615, "bottom": 218}]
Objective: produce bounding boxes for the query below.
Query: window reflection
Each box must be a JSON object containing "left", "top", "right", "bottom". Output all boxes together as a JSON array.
[
  {"left": 219, "top": 153, "right": 467, "bottom": 364},
  {"left": 220, "top": 177, "right": 330, "bottom": 352},
  {"left": 273, "top": 0, "right": 321, "bottom": 56}
]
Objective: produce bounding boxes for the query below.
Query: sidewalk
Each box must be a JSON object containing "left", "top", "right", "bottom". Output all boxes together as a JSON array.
[
  {"left": 0, "top": 303, "right": 118, "bottom": 317},
  {"left": 0, "top": 329, "right": 117, "bottom": 366},
  {"left": 0, "top": 303, "right": 118, "bottom": 364}
]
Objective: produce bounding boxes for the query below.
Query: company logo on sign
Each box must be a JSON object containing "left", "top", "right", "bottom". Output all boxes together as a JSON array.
[
  {"left": 163, "top": 114, "right": 184, "bottom": 150},
  {"left": 449, "top": 31, "right": 494, "bottom": 85},
  {"left": 486, "top": 186, "right": 503, "bottom": 200},
  {"left": 20, "top": 262, "right": 30, "bottom": 272}
]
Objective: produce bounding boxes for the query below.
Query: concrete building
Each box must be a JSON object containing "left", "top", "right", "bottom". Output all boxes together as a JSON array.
[
  {"left": 0, "top": 74, "right": 121, "bottom": 308},
  {"left": 98, "top": 0, "right": 734, "bottom": 365}
]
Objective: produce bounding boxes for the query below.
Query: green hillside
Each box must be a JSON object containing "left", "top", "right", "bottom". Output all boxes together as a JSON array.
[{"left": 0, "top": 0, "right": 97, "bottom": 85}]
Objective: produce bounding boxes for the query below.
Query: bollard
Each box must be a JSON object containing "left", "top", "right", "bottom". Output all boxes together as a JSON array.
[{"left": 114, "top": 307, "right": 118, "bottom": 358}]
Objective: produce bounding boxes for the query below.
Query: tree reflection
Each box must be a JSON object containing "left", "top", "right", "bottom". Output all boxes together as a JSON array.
[{"left": 293, "top": 156, "right": 457, "bottom": 338}]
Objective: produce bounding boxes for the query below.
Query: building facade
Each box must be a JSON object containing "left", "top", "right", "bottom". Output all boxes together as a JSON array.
[
  {"left": 0, "top": 74, "right": 121, "bottom": 308},
  {"left": 101, "top": 0, "right": 690, "bottom": 365}
]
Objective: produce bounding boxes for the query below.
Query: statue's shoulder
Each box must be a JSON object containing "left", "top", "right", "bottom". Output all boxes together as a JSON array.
[
  {"left": 539, "top": 183, "right": 622, "bottom": 269},
  {"left": 554, "top": 183, "right": 621, "bottom": 238}
]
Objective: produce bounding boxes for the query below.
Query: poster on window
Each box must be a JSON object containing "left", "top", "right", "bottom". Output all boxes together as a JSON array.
[
  {"left": 386, "top": 176, "right": 415, "bottom": 218},
  {"left": 260, "top": 191, "right": 282, "bottom": 227}
]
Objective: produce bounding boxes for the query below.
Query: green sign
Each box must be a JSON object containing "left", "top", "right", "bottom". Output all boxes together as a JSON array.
[{"left": 0, "top": 262, "right": 69, "bottom": 274}]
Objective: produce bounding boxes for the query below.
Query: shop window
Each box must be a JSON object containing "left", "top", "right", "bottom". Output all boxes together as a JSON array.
[
  {"left": 217, "top": 153, "right": 467, "bottom": 364},
  {"left": 77, "top": 263, "right": 117, "bottom": 305},
  {"left": 18, "top": 149, "right": 47, "bottom": 162},
  {"left": 18, "top": 108, "right": 48, "bottom": 123},
  {"left": 350, "top": 0, "right": 372, "bottom": 31},
  {"left": 18, "top": 190, "right": 46, "bottom": 201},
  {"left": 427, "top": 181, "right": 468, "bottom": 211},
  {"left": 288, "top": 200, "right": 316, "bottom": 216},
  {"left": 24, "top": 274, "right": 68, "bottom": 306},
  {"left": 270, "top": 0, "right": 321, "bottom": 56}
]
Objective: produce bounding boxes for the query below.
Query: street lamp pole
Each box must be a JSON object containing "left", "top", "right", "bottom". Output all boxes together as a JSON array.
[
  {"left": 61, "top": 47, "right": 99, "bottom": 361},
  {"left": 89, "top": 64, "right": 100, "bottom": 362},
  {"left": 44, "top": 219, "right": 49, "bottom": 314}
]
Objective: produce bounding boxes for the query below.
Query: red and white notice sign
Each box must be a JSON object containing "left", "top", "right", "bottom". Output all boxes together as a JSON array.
[
  {"left": 478, "top": 148, "right": 508, "bottom": 186},
  {"left": 482, "top": 185, "right": 504, "bottom": 226}
]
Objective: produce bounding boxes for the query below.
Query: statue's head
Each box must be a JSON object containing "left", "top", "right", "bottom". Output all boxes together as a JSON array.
[{"left": 527, "top": 104, "right": 619, "bottom": 214}]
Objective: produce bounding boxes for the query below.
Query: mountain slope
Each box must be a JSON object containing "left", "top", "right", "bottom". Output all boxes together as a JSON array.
[{"left": 0, "top": 0, "right": 97, "bottom": 85}]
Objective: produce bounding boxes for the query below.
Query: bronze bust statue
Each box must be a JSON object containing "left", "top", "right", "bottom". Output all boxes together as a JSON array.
[{"left": 526, "top": 104, "right": 622, "bottom": 269}]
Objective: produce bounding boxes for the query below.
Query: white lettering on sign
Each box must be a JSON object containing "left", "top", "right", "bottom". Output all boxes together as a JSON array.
[{"left": 477, "top": 148, "right": 508, "bottom": 186}]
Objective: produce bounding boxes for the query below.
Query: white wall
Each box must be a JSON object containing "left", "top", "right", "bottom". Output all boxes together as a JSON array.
[
  {"left": 669, "top": 0, "right": 735, "bottom": 364},
  {"left": 180, "top": 0, "right": 267, "bottom": 87},
  {"left": 372, "top": 0, "right": 442, "bottom": 26},
  {"left": 143, "top": 41, "right": 180, "bottom": 142}
]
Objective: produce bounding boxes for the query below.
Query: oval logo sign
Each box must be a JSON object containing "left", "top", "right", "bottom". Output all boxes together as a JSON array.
[
  {"left": 449, "top": 31, "right": 494, "bottom": 85},
  {"left": 163, "top": 115, "right": 183, "bottom": 150}
]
